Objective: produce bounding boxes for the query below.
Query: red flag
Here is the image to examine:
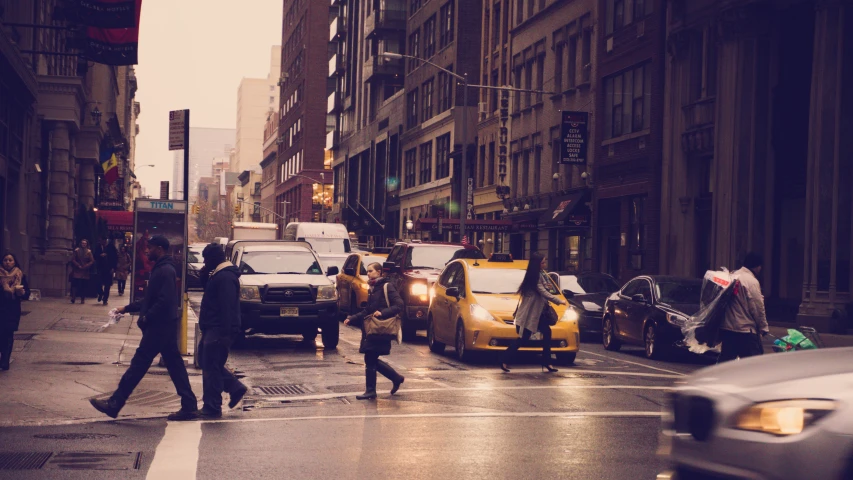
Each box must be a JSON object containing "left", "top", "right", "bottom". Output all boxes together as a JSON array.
[{"left": 84, "top": 0, "right": 142, "bottom": 65}]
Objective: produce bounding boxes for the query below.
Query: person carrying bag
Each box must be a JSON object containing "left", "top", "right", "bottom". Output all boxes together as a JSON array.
[{"left": 345, "top": 262, "right": 406, "bottom": 400}]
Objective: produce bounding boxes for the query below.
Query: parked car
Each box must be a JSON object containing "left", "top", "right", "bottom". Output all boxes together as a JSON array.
[
  {"left": 185, "top": 244, "right": 206, "bottom": 290},
  {"left": 335, "top": 251, "right": 391, "bottom": 317},
  {"left": 602, "top": 275, "right": 702, "bottom": 359},
  {"left": 317, "top": 254, "right": 349, "bottom": 285},
  {"left": 230, "top": 241, "right": 340, "bottom": 349},
  {"left": 383, "top": 241, "right": 486, "bottom": 340},
  {"left": 661, "top": 347, "right": 853, "bottom": 480},
  {"left": 550, "top": 272, "right": 620, "bottom": 337},
  {"left": 427, "top": 254, "right": 580, "bottom": 364}
]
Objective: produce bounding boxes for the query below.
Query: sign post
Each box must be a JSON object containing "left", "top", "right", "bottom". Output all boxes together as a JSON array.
[
  {"left": 560, "top": 111, "right": 589, "bottom": 165},
  {"left": 169, "top": 109, "right": 191, "bottom": 356}
]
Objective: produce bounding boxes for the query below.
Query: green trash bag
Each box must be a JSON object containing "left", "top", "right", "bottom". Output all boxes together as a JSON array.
[{"left": 782, "top": 329, "right": 817, "bottom": 350}]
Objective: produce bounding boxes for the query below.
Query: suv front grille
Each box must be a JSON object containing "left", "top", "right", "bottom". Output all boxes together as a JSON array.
[
  {"left": 672, "top": 393, "right": 716, "bottom": 441},
  {"left": 263, "top": 287, "right": 314, "bottom": 304}
]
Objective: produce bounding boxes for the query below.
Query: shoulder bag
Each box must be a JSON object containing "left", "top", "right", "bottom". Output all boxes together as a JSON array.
[
  {"left": 541, "top": 304, "right": 559, "bottom": 326},
  {"left": 364, "top": 284, "right": 401, "bottom": 337}
]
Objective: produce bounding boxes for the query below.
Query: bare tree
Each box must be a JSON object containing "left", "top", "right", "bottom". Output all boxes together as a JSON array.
[{"left": 194, "top": 197, "right": 234, "bottom": 242}]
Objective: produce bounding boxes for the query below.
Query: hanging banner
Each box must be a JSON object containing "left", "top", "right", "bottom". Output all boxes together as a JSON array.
[
  {"left": 84, "top": 0, "right": 142, "bottom": 65},
  {"left": 70, "top": 0, "right": 140, "bottom": 28},
  {"left": 560, "top": 111, "right": 589, "bottom": 165}
]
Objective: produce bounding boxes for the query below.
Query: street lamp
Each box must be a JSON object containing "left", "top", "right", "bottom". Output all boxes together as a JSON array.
[
  {"left": 405, "top": 217, "right": 414, "bottom": 240},
  {"left": 380, "top": 52, "right": 470, "bottom": 242}
]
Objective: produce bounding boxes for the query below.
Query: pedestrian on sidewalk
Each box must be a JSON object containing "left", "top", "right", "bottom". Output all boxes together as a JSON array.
[
  {"left": 718, "top": 252, "right": 769, "bottom": 362},
  {"left": 0, "top": 252, "right": 30, "bottom": 371},
  {"left": 70, "top": 239, "right": 94, "bottom": 304},
  {"left": 90, "top": 235, "right": 198, "bottom": 420},
  {"left": 115, "top": 246, "right": 131, "bottom": 296},
  {"left": 344, "top": 262, "right": 405, "bottom": 400},
  {"left": 500, "top": 252, "right": 567, "bottom": 374},
  {"left": 194, "top": 243, "right": 248, "bottom": 419},
  {"left": 94, "top": 236, "right": 118, "bottom": 306}
]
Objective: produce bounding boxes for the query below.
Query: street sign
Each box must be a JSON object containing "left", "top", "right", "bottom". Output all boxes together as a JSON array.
[
  {"left": 466, "top": 177, "right": 474, "bottom": 220},
  {"left": 160, "top": 181, "right": 169, "bottom": 200},
  {"left": 169, "top": 109, "right": 187, "bottom": 151},
  {"left": 560, "top": 111, "right": 589, "bottom": 165}
]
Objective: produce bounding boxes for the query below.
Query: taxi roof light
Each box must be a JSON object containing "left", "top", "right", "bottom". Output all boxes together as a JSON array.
[{"left": 488, "top": 253, "right": 514, "bottom": 263}]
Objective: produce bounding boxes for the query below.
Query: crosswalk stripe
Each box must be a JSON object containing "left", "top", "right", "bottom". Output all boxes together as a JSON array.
[{"left": 147, "top": 421, "right": 202, "bottom": 479}]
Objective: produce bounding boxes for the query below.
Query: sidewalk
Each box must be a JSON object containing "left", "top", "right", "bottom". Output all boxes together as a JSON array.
[{"left": 0, "top": 285, "right": 201, "bottom": 427}]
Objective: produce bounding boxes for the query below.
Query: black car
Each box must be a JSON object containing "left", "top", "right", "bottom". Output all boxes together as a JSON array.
[
  {"left": 551, "top": 272, "right": 620, "bottom": 337},
  {"left": 602, "top": 275, "right": 702, "bottom": 359}
]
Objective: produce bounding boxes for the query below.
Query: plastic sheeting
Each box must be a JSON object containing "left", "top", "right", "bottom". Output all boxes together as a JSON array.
[{"left": 681, "top": 268, "right": 740, "bottom": 354}]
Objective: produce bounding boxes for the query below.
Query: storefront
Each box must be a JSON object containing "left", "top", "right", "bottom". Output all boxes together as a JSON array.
[
  {"left": 414, "top": 218, "right": 513, "bottom": 247},
  {"left": 540, "top": 190, "right": 592, "bottom": 273}
]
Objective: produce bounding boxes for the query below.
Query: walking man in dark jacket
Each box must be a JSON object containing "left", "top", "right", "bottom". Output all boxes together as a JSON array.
[
  {"left": 195, "top": 243, "right": 248, "bottom": 419},
  {"left": 94, "top": 236, "right": 118, "bottom": 306},
  {"left": 90, "top": 235, "right": 198, "bottom": 420}
]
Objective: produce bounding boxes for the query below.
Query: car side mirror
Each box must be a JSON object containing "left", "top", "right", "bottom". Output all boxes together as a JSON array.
[
  {"left": 445, "top": 287, "right": 460, "bottom": 299},
  {"left": 383, "top": 261, "right": 397, "bottom": 273},
  {"left": 326, "top": 266, "right": 339, "bottom": 276},
  {"left": 631, "top": 294, "right": 647, "bottom": 304},
  {"left": 343, "top": 267, "right": 356, "bottom": 276},
  {"left": 562, "top": 289, "right": 575, "bottom": 299}
]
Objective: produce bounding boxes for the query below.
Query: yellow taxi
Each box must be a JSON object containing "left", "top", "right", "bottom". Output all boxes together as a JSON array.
[
  {"left": 427, "top": 253, "right": 581, "bottom": 364},
  {"left": 336, "top": 250, "right": 390, "bottom": 317}
]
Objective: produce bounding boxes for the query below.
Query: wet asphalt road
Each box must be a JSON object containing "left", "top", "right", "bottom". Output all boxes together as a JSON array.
[{"left": 0, "top": 294, "right": 717, "bottom": 479}]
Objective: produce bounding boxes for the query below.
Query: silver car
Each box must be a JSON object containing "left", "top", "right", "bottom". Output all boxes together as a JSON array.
[{"left": 661, "top": 347, "right": 853, "bottom": 479}]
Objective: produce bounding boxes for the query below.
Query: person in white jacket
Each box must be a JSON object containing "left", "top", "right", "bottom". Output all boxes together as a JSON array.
[{"left": 719, "top": 252, "right": 769, "bottom": 362}]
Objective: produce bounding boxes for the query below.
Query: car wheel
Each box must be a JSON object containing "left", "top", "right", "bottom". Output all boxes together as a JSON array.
[
  {"left": 602, "top": 315, "right": 621, "bottom": 351},
  {"left": 402, "top": 323, "right": 418, "bottom": 342},
  {"left": 321, "top": 319, "right": 340, "bottom": 350},
  {"left": 427, "top": 315, "right": 446, "bottom": 354},
  {"left": 556, "top": 352, "right": 576, "bottom": 365},
  {"left": 455, "top": 321, "right": 471, "bottom": 362},
  {"left": 644, "top": 323, "right": 665, "bottom": 360}
]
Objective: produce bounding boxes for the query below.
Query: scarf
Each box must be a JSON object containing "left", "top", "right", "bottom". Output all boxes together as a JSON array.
[
  {"left": 368, "top": 277, "right": 381, "bottom": 287},
  {"left": 0, "top": 266, "right": 23, "bottom": 297}
]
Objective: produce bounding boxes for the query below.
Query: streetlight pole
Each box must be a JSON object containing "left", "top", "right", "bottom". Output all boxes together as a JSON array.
[{"left": 320, "top": 172, "right": 326, "bottom": 223}]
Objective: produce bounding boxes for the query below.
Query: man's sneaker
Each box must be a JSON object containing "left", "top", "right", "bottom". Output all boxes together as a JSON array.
[
  {"left": 228, "top": 385, "right": 248, "bottom": 409},
  {"left": 166, "top": 409, "right": 198, "bottom": 421},
  {"left": 193, "top": 408, "right": 222, "bottom": 420},
  {"left": 90, "top": 398, "right": 122, "bottom": 419}
]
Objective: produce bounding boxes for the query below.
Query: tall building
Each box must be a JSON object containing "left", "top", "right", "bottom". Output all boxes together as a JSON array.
[
  {"left": 260, "top": 114, "right": 279, "bottom": 224},
  {"left": 275, "top": 0, "right": 333, "bottom": 227},
  {"left": 327, "top": 0, "right": 407, "bottom": 244},
  {"left": 234, "top": 46, "right": 282, "bottom": 176},
  {"left": 171, "top": 127, "right": 236, "bottom": 200},
  {"left": 592, "top": 0, "right": 666, "bottom": 284},
  {"left": 659, "top": 0, "right": 853, "bottom": 330}
]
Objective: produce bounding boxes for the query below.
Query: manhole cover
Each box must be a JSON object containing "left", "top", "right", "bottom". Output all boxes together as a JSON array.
[
  {"left": 50, "top": 318, "right": 106, "bottom": 333},
  {"left": 253, "top": 384, "right": 310, "bottom": 395},
  {"left": 44, "top": 452, "right": 141, "bottom": 470},
  {"left": 0, "top": 452, "right": 52, "bottom": 470},
  {"left": 34, "top": 434, "right": 117, "bottom": 440},
  {"left": 91, "top": 390, "right": 180, "bottom": 408},
  {"left": 13, "top": 333, "right": 35, "bottom": 341}
]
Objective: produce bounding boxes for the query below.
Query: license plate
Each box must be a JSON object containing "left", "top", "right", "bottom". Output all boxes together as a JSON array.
[
  {"left": 280, "top": 307, "right": 299, "bottom": 317},
  {"left": 530, "top": 332, "right": 543, "bottom": 341}
]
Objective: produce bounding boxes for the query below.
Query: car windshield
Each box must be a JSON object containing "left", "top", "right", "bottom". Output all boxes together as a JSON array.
[
  {"left": 562, "top": 275, "right": 620, "bottom": 294},
  {"left": 468, "top": 268, "right": 526, "bottom": 295},
  {"left": 304, "top": 237, "right": 352, "bottom": 254},
  {"left": 406, "top": 246, "right": 469, "bottom": 270},
  {"left": 239, "top": 251, "right": 323, "bottom": 275},
  {"left": 319, "top": 256, "right": 346, "bottom": 273},
  {"left": 656, "top": 280, "right": 702, "bottom": 305}
]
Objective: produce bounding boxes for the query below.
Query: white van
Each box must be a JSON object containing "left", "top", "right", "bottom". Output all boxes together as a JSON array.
[{"left": 282, "top": 222, "right": 352, "bottom": 254}]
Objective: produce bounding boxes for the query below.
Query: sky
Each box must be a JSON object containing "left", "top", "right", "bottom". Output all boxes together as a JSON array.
[{"left": 134, "top": 1, "right": 283, "bottom": 195}]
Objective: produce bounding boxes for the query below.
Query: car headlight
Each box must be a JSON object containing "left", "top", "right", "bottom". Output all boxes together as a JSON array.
[
  {"left": 317, "top": 285, "right": 337, "bottom": 300},
  {"left": 560, "top": 305, "right": 581, "bottom": 323},
  {"left": 359, "top": 282, "right": 369, "bottom": 291},
  {"left": 410, "top": 282, "right": 429, "bottom": 302},
  {"left": 240, "top": 286, "right": 260, "bottom": 301},
  {"left": 470, "top": 304, "right": 497, "bottom": 322},
  {"left": 734, "top": 399, "right": 836, "bottom": 436},
  {"left": 666, "top": 312, "right": 688, "bottom": 327}
]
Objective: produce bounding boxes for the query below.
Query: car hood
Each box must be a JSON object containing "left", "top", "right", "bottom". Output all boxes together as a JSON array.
[
  {"left": 658, "top": 302, "right": 700, "bottom": 317},
  {"left": 474, "top": 294, "right": 520, "bottom": 316},
  {"left": 686, "top": 347, "right": 853, "bottom": 400},
  {"left": 571, "top": 293, "right": 609, "bottom": 312},
  {"left": 404, "top": 269, "right": 442, "bottom": 284},
  {"left": 240, "top": 273, "right": 332, "bottom": 287}
]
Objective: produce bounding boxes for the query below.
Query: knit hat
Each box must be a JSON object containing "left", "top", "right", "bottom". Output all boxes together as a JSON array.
[
  {"left": 202, "top": 243, "right": 226, "bottom": 264},
  {"left": 148, "top": 235, "right": 170, "bottom": 251}
]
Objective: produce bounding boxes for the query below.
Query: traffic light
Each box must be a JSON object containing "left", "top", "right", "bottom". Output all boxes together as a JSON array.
[
  {"left": 234, "top": 205, "right": 241, "bottom": 216},
  {"left": 191, "top": 204, "right": 200, "bottom": 214}
]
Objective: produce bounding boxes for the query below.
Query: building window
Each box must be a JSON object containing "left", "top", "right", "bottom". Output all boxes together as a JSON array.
[
  {"left": 553, "top": 41, "right": 563, "bottom": 92},
  {"left": 407, "top": 88, "right": 420, "bottom": 129},
  {"left": 535, "top": 54, "right": 544, "bottom": 103},
  {"left": 436, "top": 133, "right": 451, "bottom": 179},
  {"left": 487, "top": 141, "right": 495, "bottom": 186},
  {"left": 629, "top": 195, "right": 646, "bottom": 269},
  {"left": 477, "top": 144, "right": 486, "bottom": 188},
  {"left": 516, "top": 0, "right": 524, "bottom": 25},
  {"left": 424, "top": 15, "right": 436, "bottom": 58},
  {"left": 581, "top": 27, "right": 592, "bottom": 83},
  {"left": 532, "top": 142, "right": 541, "bottom": 194},
  {"left": 404, "top": 149, "right": 417, "bottom": 188},
  {"left": 568, "top": 35, "right": 578, "bottom": 88},
  {"left": 524, "top": 59, "right": 533, "bottom": 107},
  {"left": 410, "top": 0, "right": 422, "bottom": 15},
  {"left": 408, "top": 29, "right": 420, "bottom": 72},
  {"left": 439, "top": 0, "right": 455, "bottom": 48},
  {"left": 604, "top": 63, "right": 651, "bottom": 139},
  {"left": 492, "top": 3, "right": 501, "bottom": 49},
  {"left": 606, "top": 0, "right": 653, "bottom": 36},
  {"left": 419, "top": 141, "right": 433, "bottom": 185},
  {"left": 421, "top": 78, "right": 434, "bottom": 122},
  {"left": 521, "top": 149, "right": 530, "bottom": 196},
  {"left": 438, "top": 66, "right": 454, "bottom": 112}
]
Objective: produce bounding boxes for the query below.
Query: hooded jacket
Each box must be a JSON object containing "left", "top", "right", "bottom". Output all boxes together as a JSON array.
[
  {"left": 722, "top": 267, "right": 769, "bottom": 334},
  {"left": 199, "top": 261, "right": 242, "bottom": 335},
  {"left": 125, "top": 255, "right": 179, "bottom": 324}
]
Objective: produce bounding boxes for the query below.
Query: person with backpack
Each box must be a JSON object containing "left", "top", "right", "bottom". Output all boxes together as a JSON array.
[{"left": 344, "top": 262, "right": 405, "bottom": 400}]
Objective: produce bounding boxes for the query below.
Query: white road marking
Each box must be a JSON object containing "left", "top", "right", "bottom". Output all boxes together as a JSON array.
[
  {"left": 581, "top": 351, "right": 687, "bottom": 376},
  {"left": 146, "top": 421, "right": 202, "bottom": 480},
  {"left": 207, "top": 410, "right": 665, "bottom": 425}
]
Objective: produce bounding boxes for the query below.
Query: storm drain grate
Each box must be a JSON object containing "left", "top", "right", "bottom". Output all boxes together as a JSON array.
[
  {"left": 13, "top": 333, "right": 35, "bottom": 341},
  {"left": 44, "top": 452, "right": 142, "bottom": 470},
  {"left": 0, "top": 452, "right": 52, "bottom": 470},
  {"left": 34, "top": 433, "right": 117, "bottom": 440},
  {"left": 253, "top": 384, "right": 309, "bottom": 396}
]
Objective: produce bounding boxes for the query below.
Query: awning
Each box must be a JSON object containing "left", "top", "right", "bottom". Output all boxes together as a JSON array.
[
  {"left": 539, "top": 192, "right": 590, "bottom": 228},
  {"left": 415, "top": 218, "right": 513, "bottom": 233},
  {"left": 96, "top": 210, "right": 134, "bottom": 232}
]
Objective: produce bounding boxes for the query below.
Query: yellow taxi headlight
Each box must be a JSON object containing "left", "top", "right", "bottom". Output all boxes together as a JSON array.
[
  {"left": 410, "top": 283, "right": 429, "bottom": 296},
  {"left": 240, "top": 286, "right": 260, "bottom": 301},
  {"left": 360, "top": 283, "right": 370, "bottom": 291},
  {"left": 560, "top": 305, "right": 581, "bottom": 323},
  {"left": 470, "top": 304, "right": 497, "bottom": 322},
  {"left": 734, "top": 399, "right": 835, "bottom": 436}
]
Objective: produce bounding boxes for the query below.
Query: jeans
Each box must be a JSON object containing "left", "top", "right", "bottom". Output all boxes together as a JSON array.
[
  {"left": 98, "top": 275, "right": 113, "bottom": 303},
  {"left": 0, "top": 329, "right": 14, "bottom": 368},
  {"left": 71, "top": 278, "right": 87, "bottom": 301},
  {"left": 112, "top": 321, "right": 197, "bottom": 412},
  {"left": 501, "top": 318, "right": 553, "bottom": 366},
  {"left": 364, "top": 352, "right": 403, "bottom": 383},
  {"left": 198, "top": 330, "right": 245, "bottom": 412},
  {"left": 718, "top": 329, "right": 764, "bottom": 363},
  {"left": 117, "top": 279, "right": 127, "bottom": 295}
]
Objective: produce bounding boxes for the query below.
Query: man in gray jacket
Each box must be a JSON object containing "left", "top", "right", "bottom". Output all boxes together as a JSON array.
[{"left": 719, "top": 252, "right": 769, "bottom": 362}]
